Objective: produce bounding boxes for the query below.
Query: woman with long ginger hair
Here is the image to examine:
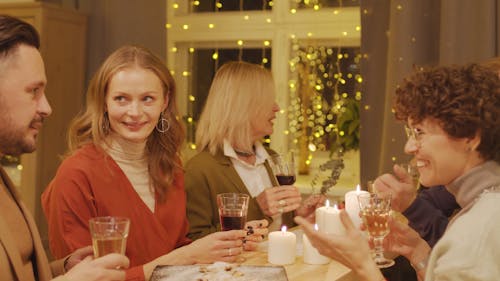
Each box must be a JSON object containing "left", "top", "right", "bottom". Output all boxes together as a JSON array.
[{"left": 42, "top": 46, "right": 263, "bottom": 281}]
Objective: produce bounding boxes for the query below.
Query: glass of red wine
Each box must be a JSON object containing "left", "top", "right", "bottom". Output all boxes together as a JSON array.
[
  {"left": 217, "top": 193, "right": 249, "bottom": 231},
  {"left": 269, "top": 152, "right": 296, "bottom": 185},
  {"left": 217, "top": 193, "right": 249, "bottom": 262}
]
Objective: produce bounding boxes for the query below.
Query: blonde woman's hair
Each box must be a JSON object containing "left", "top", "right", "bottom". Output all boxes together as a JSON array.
[
  {"left": 67, "top": 45, "right": 184, "bottom": 201},
  {"left": 196, "top": 61, "right": 276, "bottom": 155}
]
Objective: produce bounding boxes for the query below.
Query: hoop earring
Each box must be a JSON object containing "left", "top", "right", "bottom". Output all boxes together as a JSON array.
[
  {"left": 102, "top": 112, "right": 110, "bottom": 133},
  {"left": 156, "top": 112, "right": 170, "bottom": 133}
]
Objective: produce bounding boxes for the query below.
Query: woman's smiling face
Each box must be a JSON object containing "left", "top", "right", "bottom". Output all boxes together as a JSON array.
[
  {"left": 106, "top": 66, "right": 167, "bottom": 143},
  {"left": 404, "top": 118, "right": 480, "bottom": 187}
]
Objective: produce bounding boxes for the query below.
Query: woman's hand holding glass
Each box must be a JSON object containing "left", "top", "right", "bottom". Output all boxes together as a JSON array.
[
  {"left": 184, "top": 230, "right": 247, "bottom": 263},
  {"left": 256, "top": 186, "right": 302, "bottom": 216},
  {"left": 242, "top": 219, "right": 269, "bottom": 251},
  {"left": 384, "top": 217, "right": 431, "bottom": 271},
  {"left": 373, "top": 164, "right": 419, "bottom": 212}
]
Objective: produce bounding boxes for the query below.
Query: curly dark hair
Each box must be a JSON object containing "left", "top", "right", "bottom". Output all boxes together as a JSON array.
[{"left": 393, "top": 63, "right": 500, "bottom": 162}]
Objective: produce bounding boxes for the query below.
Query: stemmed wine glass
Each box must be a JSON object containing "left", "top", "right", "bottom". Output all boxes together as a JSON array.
[
  {"left": 357, "top": 192, "right": 395, "bottom": 268},
  {"left": 269, "top": 152, "right": 296, "bottom": 185}
]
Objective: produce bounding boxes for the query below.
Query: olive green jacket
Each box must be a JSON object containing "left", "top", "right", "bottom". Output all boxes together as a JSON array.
[{"left": 185, "top": 148, "right": 295, "bottom": 240}]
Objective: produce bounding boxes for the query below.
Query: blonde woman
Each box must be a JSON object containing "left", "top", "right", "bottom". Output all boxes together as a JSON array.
[
  {"left": 42, "top": 46, "right": 255, "bottom": 281},
  {"left": 186, "top": 61, "right": 323, "bottom": 240}
]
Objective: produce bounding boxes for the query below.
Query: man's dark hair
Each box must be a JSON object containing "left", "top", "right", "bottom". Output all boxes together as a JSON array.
[{"left": 0, "top": 15, "right": 40, "bottom": 58}]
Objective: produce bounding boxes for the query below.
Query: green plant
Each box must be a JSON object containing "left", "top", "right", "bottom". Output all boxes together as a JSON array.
[{"left": 331, "top": 98, "right": 360, "bottom": 153}]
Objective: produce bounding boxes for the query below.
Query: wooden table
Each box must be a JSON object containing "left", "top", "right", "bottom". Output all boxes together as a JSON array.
[{"left": 241, "top": 229, "right": 356, "bottom": 281}]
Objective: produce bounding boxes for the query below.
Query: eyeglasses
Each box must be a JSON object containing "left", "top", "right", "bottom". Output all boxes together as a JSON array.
[{"left": 404, "top": 125, "right": 424, "bottom": 146}]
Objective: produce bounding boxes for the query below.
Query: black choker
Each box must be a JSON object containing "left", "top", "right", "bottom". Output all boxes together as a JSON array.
[{"left": 234, "top": 148, "right": 255, "bottom": 157}]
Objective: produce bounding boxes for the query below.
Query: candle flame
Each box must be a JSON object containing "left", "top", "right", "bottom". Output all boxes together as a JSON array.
[
  {"left": 281, "top": 225, "right": 287, "bottom": 233},
  {"left": 314, "top": 224, "right": 319, "bottom": 231},
  {"left": 325, "top": 199, "right": 330, "bottom": 207},
  {"left": 356, "top": 184, "right": 361, "bottom": 192}
]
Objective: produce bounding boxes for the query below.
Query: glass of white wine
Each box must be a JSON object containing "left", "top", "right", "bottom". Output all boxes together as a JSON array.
[
  {"left": 400, "top": 162, "right": 420, "bottom": 189},
  {"left": 357, "top": 193, "right": 395, "bottom": 268},
  {"left": 89, "top": 216, "right": 130, "bottom": 258}
]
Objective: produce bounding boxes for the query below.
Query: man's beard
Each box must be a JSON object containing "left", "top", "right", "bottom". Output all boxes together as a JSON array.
[{"left": 0, "top": 119, "right": 41, "bottom": 156}]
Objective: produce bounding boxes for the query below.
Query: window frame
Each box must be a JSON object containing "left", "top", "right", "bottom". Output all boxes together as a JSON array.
[{"left": 166, "top": 0, "right": 360, "bottom": 155}]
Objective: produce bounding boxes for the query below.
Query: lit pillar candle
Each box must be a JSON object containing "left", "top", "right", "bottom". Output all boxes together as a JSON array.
[
  {"left": 315, "top": 200, "right": 346, "bottom": 235},
  {"left": 303, "top": 224, "right": 330, "bottom": 265},
  {"left": 344, "top": 184, "right": 369, "bottom": 229},
  {"left": 268, "top": 226, "right": 296, "bottom": 265}
]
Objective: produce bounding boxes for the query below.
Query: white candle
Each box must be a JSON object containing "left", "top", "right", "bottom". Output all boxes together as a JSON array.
[
  {"left": 302, "top": 224, "right": 330, "bottom": 265},
  {"left": 344, "top": 184, "right": 369, "bottom": 229},
  {"left": 268, "top": 226, "right": 296, "bottom": 265},
  {"left": 315, "top": 200, "right": 346, "bottom": 235}
]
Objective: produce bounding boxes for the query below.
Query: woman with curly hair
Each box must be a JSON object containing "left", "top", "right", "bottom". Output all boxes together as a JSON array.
[{"left": 296, "top": 63, "right": 500, "bottom": 281}]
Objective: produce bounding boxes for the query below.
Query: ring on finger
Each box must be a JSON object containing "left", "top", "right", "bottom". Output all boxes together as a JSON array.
[
  {"left": 278, "top": 199, "right": 286, "bottom": 206},
  {"left": 228, "top": 248, "right": 232, "bottom": 256}
]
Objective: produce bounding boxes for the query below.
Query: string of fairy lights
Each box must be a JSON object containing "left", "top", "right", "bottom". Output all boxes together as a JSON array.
[
  {"left": 167, "top": 1, "right": 362, "bottom": 173},
  {"left": 288, "top": 43, "right": 362, "bottom": 173}
]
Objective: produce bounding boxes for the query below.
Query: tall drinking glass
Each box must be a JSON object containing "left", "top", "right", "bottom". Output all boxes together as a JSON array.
[
  {"left": 269, "top": 152, "right": 296, "bottom": 185},
  {"left": 217, "top": 193, "right": 249, "bottom": 231},
  {"left": 357, "top": 193, "right": 395, "bottom": 268},
  {"left": 400, "top": 162, "right": 420, "bottom": 189},
  {"left": 89, "top": 216, "right": 130, "bottom": 258}
]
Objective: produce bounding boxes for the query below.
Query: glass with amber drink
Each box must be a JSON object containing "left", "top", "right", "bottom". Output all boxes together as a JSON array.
[
  {"left": 89, "top": 216, "right": 130, "bottom": 258},
  {"left": 357, "top": 193, "right": 395, "bottom": 268}
]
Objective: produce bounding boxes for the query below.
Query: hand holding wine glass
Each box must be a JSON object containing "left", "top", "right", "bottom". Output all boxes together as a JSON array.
[{"left": 357, "top": 192, "right": 395, "bottom": 268}]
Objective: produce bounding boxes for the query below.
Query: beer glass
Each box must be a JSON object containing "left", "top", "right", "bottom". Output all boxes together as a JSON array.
[{"left": 89, "top": 216, "right": 130, "bottom": 257}]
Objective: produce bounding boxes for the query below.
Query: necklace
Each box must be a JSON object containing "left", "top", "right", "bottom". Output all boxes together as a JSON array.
[{"left": 234, "top": 147, "right": 255, "bottom": 157}]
